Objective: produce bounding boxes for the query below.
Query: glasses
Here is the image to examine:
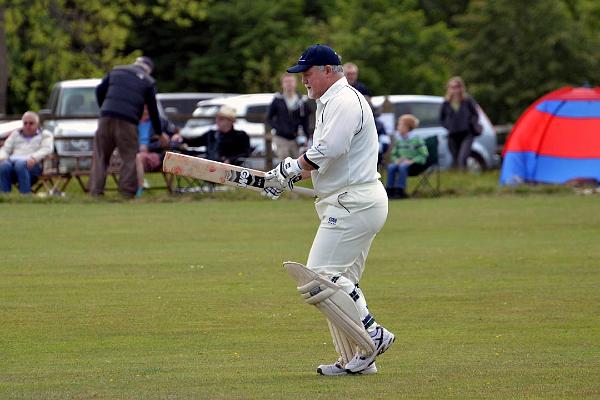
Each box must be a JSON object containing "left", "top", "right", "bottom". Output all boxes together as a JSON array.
[{"left": 23, "top": 121, "right": 37, "bottom": 125}]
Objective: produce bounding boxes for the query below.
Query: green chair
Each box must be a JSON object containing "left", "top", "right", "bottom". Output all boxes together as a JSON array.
[{"left": 411, "top": 135, "right": 441, "bottom": 197}]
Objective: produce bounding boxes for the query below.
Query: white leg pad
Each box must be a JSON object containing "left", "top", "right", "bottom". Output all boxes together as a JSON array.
[
  {"left": 327, "top": 319, "right": 356, "bottom": 365},
  {"left": 284, "top": 261, "right": 376, "bottom": 356}
]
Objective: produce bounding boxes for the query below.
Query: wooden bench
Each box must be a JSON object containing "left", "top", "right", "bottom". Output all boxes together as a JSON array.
[{"left": 33, "top": 152, "right": 174, "bottom": 195}]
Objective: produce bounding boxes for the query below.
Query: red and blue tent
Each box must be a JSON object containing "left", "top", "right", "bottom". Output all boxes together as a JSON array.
[{"left": 500, "top": 86, "right": 600, "bottom": 185}]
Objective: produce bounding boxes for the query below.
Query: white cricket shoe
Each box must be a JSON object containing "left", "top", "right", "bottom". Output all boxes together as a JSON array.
[
  {"left": 345, "top": 326, "right": 395, "bottom": 373},
  {"left": 317, "top": 360, "right": 378, "bottom": 376}
]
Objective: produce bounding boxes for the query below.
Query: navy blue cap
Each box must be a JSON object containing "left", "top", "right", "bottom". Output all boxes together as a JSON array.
[{"left": 287, "top": 44, "right": 342, "bottom": 73}]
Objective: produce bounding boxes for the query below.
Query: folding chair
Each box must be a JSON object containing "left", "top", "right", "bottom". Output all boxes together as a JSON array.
[
  {"left": 167, "top": 145, "right": 255, "bottom": 194},
  {"left": 31, "top": 154, "right": 72, "bottom": 195},
  {"left": 411, "top": 135, "right": 441, "bottom": 197},
  {"left": 165, "top": 147, "right": 215, "bottom": 194}
]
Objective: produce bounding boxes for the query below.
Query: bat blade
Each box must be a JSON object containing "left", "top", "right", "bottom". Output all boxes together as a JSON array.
[{"left": 162, "top": 152, "right": 315, "bottom": 197}]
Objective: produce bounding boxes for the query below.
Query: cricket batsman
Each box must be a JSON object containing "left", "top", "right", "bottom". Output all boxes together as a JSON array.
[{"left": 263, "top": 44, "right": 395, "bottom": 375}]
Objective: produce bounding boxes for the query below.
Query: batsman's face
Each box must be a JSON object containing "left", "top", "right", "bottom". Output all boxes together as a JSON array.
[{"left": 302, "top": 66, "right": 329, "bottom": 100}]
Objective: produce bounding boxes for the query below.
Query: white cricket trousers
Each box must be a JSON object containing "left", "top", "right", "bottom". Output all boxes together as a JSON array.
[{"left": 306, "top": 180, "right": 388, "bottom": 284}]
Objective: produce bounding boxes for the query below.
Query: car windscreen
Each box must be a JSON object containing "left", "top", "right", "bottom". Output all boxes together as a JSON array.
[
  {"left": 58, "top": 87, "right": 100, "bottom": 117},
  {"left": 245, "top": 105, "right": 268, "bottom": 123},
  {"left": 159, "top": 98, "right": 207, "bottom": 114},
  {"left": 393, "top": 102, "right": 442, "bottom": 128},
  {"left": 193, "top": 105, "right": 221, "bottom": 118}
]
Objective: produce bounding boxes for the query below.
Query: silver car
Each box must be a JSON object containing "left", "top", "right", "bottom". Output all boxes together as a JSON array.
[
  {"left": 157, "top": 92, "right": 238, "bottom": 128},
  {"left": 371, "top": 95, "right": 499, "bottom": 171},
  {"left": 39, "top": 79, "right": 102, "bottom": 172}
]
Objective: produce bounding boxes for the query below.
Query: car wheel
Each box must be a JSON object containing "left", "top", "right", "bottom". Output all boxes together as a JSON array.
[{"left": 466, "top": 152, "right": 486, "bottom": 174}]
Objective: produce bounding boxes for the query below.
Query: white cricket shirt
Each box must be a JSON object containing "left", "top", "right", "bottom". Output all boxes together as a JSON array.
[{"left": 305, "top": 76, "right": 380, "bottom": 197}]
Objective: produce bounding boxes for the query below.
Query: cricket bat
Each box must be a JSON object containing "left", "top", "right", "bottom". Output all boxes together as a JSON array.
[{"left": 162, "top": 152, "right": 315, "bottom": 197}]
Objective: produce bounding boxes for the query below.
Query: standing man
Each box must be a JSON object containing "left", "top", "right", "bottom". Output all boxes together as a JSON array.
[
  {"left": 266, "top": 73, "right": 310, "bottom": 159},
  {"left": 0, "top": 111, "right": 53, "bottom": 194},
  {"left": 264, "top": 44, "right": 394, "bottom": 376},
  {"left": 343, "top": 62, "right": 370, "bottom": 98},
  {"left": 90, "top": 56, "right": 163, "bottom": 197}
]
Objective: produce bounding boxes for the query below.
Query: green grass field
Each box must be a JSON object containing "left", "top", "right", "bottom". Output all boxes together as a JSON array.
[{"left": 1, "top": 190, "right": 599, "bottom": 399}]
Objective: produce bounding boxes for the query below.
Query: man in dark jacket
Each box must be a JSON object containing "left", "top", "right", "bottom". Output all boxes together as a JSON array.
[
  {"left": 343, "top": 62, "right": 371, "bottom": 98},
  {"left": 181, "top": 105, "right": 251, "bottom": 166},
  {"left": 266, "top": 73, "right": 310, "bottom": 159},
  {"left": 90, "top": 56, "right": 163, "bottom": 197}
]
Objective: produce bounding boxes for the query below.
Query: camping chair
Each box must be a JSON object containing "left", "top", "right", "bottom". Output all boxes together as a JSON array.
[
  {"left": 411, "top": 135, "right": 440, "bottom": 197},
  {"left": 169, "top": 147, "right": 216, "bottom": 193}
]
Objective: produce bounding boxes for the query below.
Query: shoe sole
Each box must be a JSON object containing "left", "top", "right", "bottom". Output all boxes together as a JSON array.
[
  {"left": 317, "top": 364, "right": 378, "bottom": 376},
  {"left": 317, "top": 367, "right": 345, "bottom": 376}
]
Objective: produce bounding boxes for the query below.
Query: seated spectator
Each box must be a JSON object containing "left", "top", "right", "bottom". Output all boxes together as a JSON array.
[
  {"left": 368, "top": 99, "right": 390, "bottom": 169},
  {"left": 178, "top": 105, "right": 251, "bottom": 166},
  {"left": 0, "top": 111, "right": 53, "bottom": 194},
  {"left": 135, "top": 105, "right": 176, "bottom": 197},
  {"left": 386, "top": 114, "right": 428, "bottom": 199},
  {"left": 377, "top": 117, "right": 391, "bottom": 169}
]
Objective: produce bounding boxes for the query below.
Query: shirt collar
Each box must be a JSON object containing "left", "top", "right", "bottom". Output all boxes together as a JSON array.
[
  {"left": 19, "top": 128, "right": 41, "bottom": 137},
  {"left": 318, "top": 76, "right": 349, "bottom": 105},
  {"left": 399, "top": 131, "right": 416, "bottom": 140}
]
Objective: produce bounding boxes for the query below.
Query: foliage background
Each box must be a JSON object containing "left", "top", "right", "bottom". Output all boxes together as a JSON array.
[{"left": 1, "top": 0, "right": 599, "bottom": 123}]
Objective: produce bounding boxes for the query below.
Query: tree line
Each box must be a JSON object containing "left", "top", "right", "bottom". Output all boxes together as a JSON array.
[{"left": 1, "top": 0, "right": 599, "bottom": 123}]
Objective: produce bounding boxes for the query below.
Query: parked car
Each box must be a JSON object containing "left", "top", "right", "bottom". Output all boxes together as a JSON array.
[
  {"left": 181, "top": 93, "right": 276, "bottom": 169},
  {"left": 40, "top": 79, "right": 171, "bottom": 173},
  {"left": 157, "top": 92, "right": 238, "bottom": 128},
  {"left": 39, "top": 79, "right": 101, "bottom": 172},
  {"left": 371, "top": 95, "right": 499, "bottom": 172},
  {"left": 1, "top": 120, "right": 23, "bottom": 143}
]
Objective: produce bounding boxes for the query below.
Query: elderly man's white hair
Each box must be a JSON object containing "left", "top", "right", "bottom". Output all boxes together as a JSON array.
[{"left": 22, "top": 111, "right": 39, "bottom": 124}]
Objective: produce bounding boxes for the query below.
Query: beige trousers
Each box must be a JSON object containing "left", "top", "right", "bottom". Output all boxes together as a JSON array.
[{"left": 273, "top": 135, "right": 300, "bottom": 159}]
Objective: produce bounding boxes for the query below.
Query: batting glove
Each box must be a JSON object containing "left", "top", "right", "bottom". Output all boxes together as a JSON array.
[
  {"left": 262, "top": 186, "right": 283, "bottom": 200},
  {"left": 265, "top": 157, "right": 303, "bottom": 191}
]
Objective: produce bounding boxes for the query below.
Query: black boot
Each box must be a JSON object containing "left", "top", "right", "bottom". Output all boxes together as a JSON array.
[
  {"left": 387, "top": 187, "right": 406, "bottom": 199},
  {"left": 396, "top": 188, "right": 408, "bottom": 199}
]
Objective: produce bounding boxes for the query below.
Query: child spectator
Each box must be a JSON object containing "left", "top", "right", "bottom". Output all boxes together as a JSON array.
[{"left": 386, "top": 114, "right": 428, "bottom": 199}]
